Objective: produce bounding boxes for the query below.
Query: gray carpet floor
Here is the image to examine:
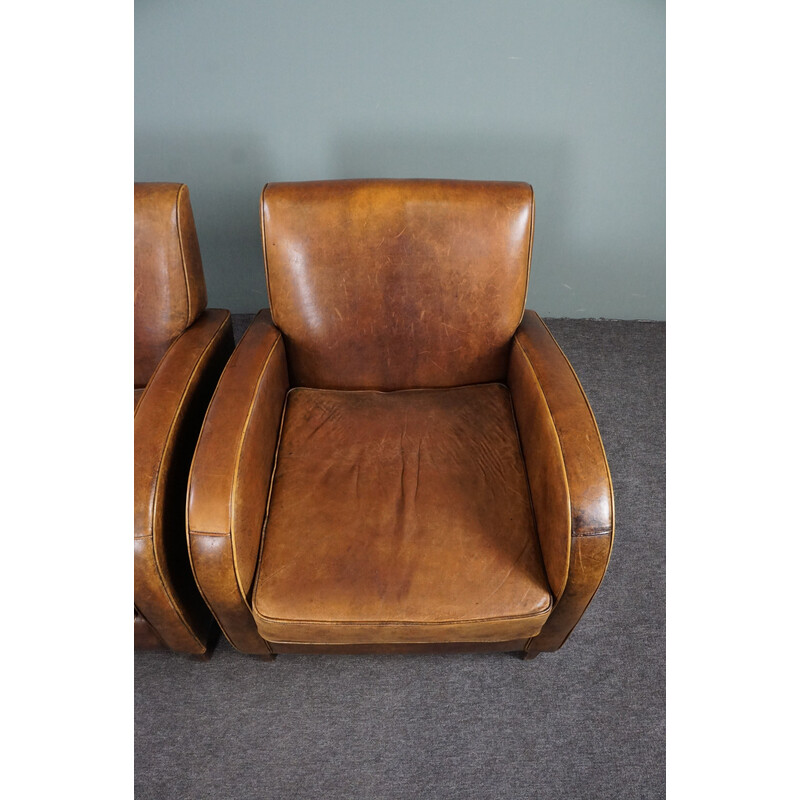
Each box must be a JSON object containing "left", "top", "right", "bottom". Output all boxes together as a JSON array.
[{"left": 135, "top": 316, "right": 665, "bottom": 800}]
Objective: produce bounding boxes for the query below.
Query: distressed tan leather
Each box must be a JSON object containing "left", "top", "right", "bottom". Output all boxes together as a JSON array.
[
  {"left": 252, "top": 385, "right": 552, "bottom": 644},
  {"left": 135, "top": 183, "right": 208, "bottom": 387},
  {"left": 134, "top": 181, "right": 233, "bottom": 656},
  {"left": 134, "top": 309, "right": 233, "bottom": 654},
  {"left": 187, "top": 310, "right": 288, "bottom": 656},
  {"left": 510, "top": 311, "right": 614, "bottom": 653},
  {"left": 261, "top": 179, "right": 533, "bottom": 390},
  {"left": 187, "top": 179, "right": 612, "bottom": 658}
]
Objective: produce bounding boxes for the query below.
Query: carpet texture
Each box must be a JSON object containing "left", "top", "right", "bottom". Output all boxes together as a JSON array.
[{"left": 135, "top": 316, "right": 665, "bottom": 800}]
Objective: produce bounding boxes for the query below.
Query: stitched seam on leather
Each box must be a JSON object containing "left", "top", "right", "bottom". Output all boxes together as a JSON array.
[
  {"left": 255, "top": 605, "right": 552, "bottom": 626},
  {"left": 176, "top": 184, "right": 192, "bottom": 329},
  {"left": 267, "top": 641, "right": 528, "bottom": 647},
  {"left": 189, "top": 530, "right": 229, "bottom": 537},
  {"left": 517, "top": 184, "right": 535, "bottom": 328},
  {"left": 183, "top": 313, "right": 276, "bottom": 656},
  {"left": 145, "top": 316, "right": 228, "bottom": 648},
  {"left": 136, "top": 536, "right": 205, "bottom": 652},
  {"left": 251, "top": 391, "right": 289, "bottom": 617},
  {"left": 575, "top": 527, "right": 613, "bottom": 538},
  {"left": 229, "top": 333, "right": 283, "bottom": 603},
  {"left": 187, "top": 533, "right": 270, "bottom": 656},
  {"left": 560, "top": 536, "right": 614, "bottom": 644},
  {"left": 506, "top": 380, "right": 557, "bottom": 600},
  {"left": 512, "top": 335, "right": 578, "bottom": 534},
  {"left": 532, "top": 314, "right": 615, "bottom": 544},
  {"left": 134, "top": 316, "right": 195, "bottom": 420},
  {"left": 514, "top": 319, "right": 614, "bottom": 645},
  {"left": 260, "top": 184, "right": 277, "bottom": 326},
  {"left": 140, "top": 313, "right": 229, "bottom": 649},
  {"left": 290, "top": 382, "right": 508, "bottom": 399},
  {"left": 185, "top": 394, "right": 243, "bottom": 653},
  {"left": 512, "top": 336, "right": 573, "bottom": 577}
]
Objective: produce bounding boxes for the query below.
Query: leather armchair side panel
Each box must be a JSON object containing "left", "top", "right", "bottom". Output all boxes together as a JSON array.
[
  {"left": 508, "top": 340, "right": 571, "bottom": 601},
  {"left": 261, "top": 179, "right": 533, "bottom": 390},
  {"left": 135, "top": 183, "right": 208, "bottom": 387},
  {"left": 510, "top": 311, "right": 614, "bottom": 652},
  {"left": 134, "top": 309, "right": 233, "bottom": 654},
  {"left": 187, "top": 310, "right": 288, "bottom": 655}
]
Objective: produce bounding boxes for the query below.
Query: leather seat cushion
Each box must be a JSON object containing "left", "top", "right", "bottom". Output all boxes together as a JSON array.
[{"left": 252, "top": 384, "right": 553, "bottom": 644}]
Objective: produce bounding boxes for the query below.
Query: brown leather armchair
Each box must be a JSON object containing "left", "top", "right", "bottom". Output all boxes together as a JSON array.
[
  {"left": 134, "top": 183, "right": 234, "bottom": 657},
  {"left": 187, "top": 179, "right": 613, "bottom": 660}
]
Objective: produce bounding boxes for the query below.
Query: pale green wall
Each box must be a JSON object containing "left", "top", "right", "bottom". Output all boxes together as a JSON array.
[{"left": 135, "top": 1, "right": 665, "bottom": 319}]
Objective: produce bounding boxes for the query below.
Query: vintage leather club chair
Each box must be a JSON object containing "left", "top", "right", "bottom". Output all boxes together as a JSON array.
[
  {"left": 187, "top": 179, "right": 613, "bottom": 660},
  {"left": 134, "top": 182, "right": 234, "bottom": 657}
]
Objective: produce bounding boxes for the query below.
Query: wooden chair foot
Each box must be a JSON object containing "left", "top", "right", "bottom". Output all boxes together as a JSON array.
[
  {"left": 522, "top": 649, "right": 540, "bottom": 661},
  {"left": 191, "top": 650, "right": 212, "bottom": 662}
]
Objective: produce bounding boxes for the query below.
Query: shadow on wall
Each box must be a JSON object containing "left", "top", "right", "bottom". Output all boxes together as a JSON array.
[{"left": 134, "top": 131, "right": 275, "bottom": 312}]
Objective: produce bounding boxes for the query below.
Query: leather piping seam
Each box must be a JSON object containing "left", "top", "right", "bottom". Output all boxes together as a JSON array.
[
  {"left": 517, "top": 184, "right": 535, "bottom": 328},
  {"left": 559, "top": 536, "right": 616, "bottom": 644},
  {"left": 288, "top": 382, "right": 509, "bottom": 399},
  {"left": 267, "top": 640, "right": 525, "bottom": 647},
  {"left": 511, "top": 336, "right": 572, "bottom": 589},
  {"left": 175, "top": 184, "right": 194, "bottom": 329},
  {"left": 254, "top": 605, "right": 552, "bottom": 627},
  {"left": 134, "top": 314, "right": 196, "bottom": 420},
  {"left": 187, "top": 532, "right": 269, "bottom": 656},
  {"left": 575, "top": 527, "right": 613, "bottom": 538},
  {"left": 184, "top": 316, "right": 279, "bottom": 657},
  {"left": 229, "top": 333, "right": 283, "bottom": 601},
  {"left": 506, "top": 379, "right": 559, "bottom": 601},
  {"left": 260, "top": 184, "right": 276, "bottom": 326},
  {"left": 138, "top": 314, "right": 229, "bottom": 649},
  {"left": 261, "top": 183, "right": 534, "bottom": 339},
  {"left": 533, "top": 313, "right": 616, "bottom": 544},
  {"left": 513, "top": 334, "right": 596, "bottom": 541},
  {"left": 250, "top": 392, "right": 289, "bottom": 616}
]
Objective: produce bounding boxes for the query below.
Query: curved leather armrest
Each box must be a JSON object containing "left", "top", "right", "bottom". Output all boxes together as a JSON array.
[
  {"left": 508, "top": 310, "right": 614, "bottom": 652},
  {"left": 134, "top": 309, "right": 234, "bottom": 654},
  {"left": 187, "top": 309, "right": 289, "bottom": 655}
]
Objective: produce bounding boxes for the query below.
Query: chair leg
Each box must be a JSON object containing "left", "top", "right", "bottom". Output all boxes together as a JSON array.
[
  {"left": 191, "top": 650, "right": 212, "bottom": 662},
  {"left": 522, "top": 648, "right": 540, "bottom": 661},
  {"left": 260, "top": 653, "right": 276, "bottom": 662}
]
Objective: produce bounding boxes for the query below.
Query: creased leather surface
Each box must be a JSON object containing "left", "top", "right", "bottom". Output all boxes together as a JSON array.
[
  {"left": 511, "top": 311, "right": 614, "bottom": 653},
  {"left": 135, "top": 183, "right": 208, "bottom": 387},
  {"left": 261, "top": 179, "right": 533, "bottom": 390},
  {"left": 253, "top": 384, "right": 552, "bottom": 644}
]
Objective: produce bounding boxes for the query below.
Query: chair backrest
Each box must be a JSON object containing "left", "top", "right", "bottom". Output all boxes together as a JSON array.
[
  {"left": 261, "top": 179, "right": 534, "bottom": 390},
  {"left": 134, "top": 183, "right": 208, "bottom": 387}
]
